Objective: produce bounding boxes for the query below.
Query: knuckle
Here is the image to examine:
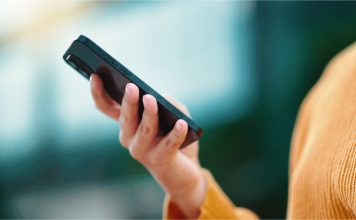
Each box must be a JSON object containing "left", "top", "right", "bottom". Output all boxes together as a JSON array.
[
  {"left": 129, "top": 146, "right": 144, "bottom": 161},
  {"left": 165, "top": 138, "right": 173, "bottom": 147},
  {"left": 164, "top": 136, "right": 179, "bottom": 149},
  {"left": 119, "top": 112, "right": 128, "bottom": 125},
  {"left": 119, "top": 132, "right": 129, "bottom": 148},
  {"left": 166, "top": 129, "right": 184, "bottom": 148},
  {"left": 138, "top": 124, "right": 152, "bottom": 137}
]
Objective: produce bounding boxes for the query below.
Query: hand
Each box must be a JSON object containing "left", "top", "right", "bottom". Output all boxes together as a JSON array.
[{"left": 90, "top": 74, "right": 206, "bottom": 218}]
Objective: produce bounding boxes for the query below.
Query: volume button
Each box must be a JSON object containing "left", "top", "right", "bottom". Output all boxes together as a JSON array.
[{"left": 111, "top": 59, "right": 119, "bottom": 67}]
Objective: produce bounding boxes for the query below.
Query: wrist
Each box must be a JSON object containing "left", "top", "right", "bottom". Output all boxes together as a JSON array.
[
  {"left": 169, "top": 168, "right": 206, "bottom": 198},
  {"left": 168, "top": 169, "right": 207, "bottom": 219},
  {"left": 151, "top": 155, "right": 203, "bottom": 196},
  {"left": 148, "top": 155, "right": 207, "bottom": 218}
]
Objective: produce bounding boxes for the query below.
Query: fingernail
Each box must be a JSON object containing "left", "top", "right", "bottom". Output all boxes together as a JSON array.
[
  {"left": 176, "top": 119, "right": 185, "bottom": 131},
  {"left": 126, "top": 83, "right": 134, "bottom": 95}
]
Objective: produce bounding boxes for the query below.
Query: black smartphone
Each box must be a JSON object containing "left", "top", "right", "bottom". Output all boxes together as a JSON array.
[{"left": 63, "top": 35, "right": 202, "bottom": 148}]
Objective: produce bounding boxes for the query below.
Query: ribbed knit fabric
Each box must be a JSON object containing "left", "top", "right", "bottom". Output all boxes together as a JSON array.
[
  {"left": 163, "top": 170, "right": 259, "bottom": 219},
  {"left": 163, "top": 42, "right": 356, "bottom": 219}
]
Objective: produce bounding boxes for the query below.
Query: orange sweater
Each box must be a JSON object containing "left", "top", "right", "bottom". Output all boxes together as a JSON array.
[{"left": 163, "top": 42, "right": 356, "bottom": 219}]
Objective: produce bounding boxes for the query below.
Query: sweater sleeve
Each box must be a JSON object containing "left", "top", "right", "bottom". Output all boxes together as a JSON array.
[{"left": 162, "top": 169, "right": 259, "bottom": 219}]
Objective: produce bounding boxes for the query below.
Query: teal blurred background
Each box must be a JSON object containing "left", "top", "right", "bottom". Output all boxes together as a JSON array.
[{"left": 0, "top": 1, "right": 355, "bottom": 218}]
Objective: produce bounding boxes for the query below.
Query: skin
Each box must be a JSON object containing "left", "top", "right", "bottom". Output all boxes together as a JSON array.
[{"left": 90, "top": 74, "right": 207, "bottom": 219}]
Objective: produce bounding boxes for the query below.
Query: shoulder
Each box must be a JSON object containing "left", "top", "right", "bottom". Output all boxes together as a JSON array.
[
  {"left": 289, "top": 42, "right": 356, "bottom": 175},
  {"left": 318, "top": 42, "right": 356, "bottom": 87},
  {"left": 301, "top": 41, "right": 356, "bottom": 117}
]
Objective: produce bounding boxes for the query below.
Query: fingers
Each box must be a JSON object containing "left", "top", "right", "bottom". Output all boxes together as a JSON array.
[
  {"left": 90, "top": 74, "right": 191, "bottom": 163},
  {"left": 128, "top": 94, "right": 159, "bottom": 160},
  {"left": 90, "top": 74, "right": 121, "bottom": 120},
  {"left": 119, "top": 83, "right": 140, "bottom": 147},
  {"left": 154, "top": 119, "right": 188, "bottom": 158},
  {"left": 116, "top": 91, "right": 189, "bottom": 169}
]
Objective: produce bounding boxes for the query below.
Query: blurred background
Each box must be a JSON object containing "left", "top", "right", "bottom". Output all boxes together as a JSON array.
[{"left": 0, "top": 1, "right": 355, "bottom": 218}]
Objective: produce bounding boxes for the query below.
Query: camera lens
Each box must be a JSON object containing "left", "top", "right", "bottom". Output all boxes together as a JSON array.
[{"left": 65, "top": 54, "right": 93, "bottom": 79}]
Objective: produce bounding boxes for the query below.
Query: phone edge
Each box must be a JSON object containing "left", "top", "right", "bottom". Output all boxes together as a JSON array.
[{"left": 74, "top": 35, "right": 203, "bottom": 137}]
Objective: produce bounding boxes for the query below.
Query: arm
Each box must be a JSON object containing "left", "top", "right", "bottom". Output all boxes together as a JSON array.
[
  {"left": 90, "top": 74, "right": 205, "bottom": 218},
  {"left": 164, "top": 169, "right": 259, "bottom": 220},
  {"left": 90, "top": 74, "right": 258, "bottom": 219}
]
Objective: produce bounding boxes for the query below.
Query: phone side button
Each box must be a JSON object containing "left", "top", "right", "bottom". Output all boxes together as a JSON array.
[{"left": 111, "top": 59, "right": 119, "bottom": 67}]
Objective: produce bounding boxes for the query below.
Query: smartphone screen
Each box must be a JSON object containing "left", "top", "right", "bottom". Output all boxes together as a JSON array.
[{"left": 63, "top": 35, "right": 202, "bottom": 148}]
